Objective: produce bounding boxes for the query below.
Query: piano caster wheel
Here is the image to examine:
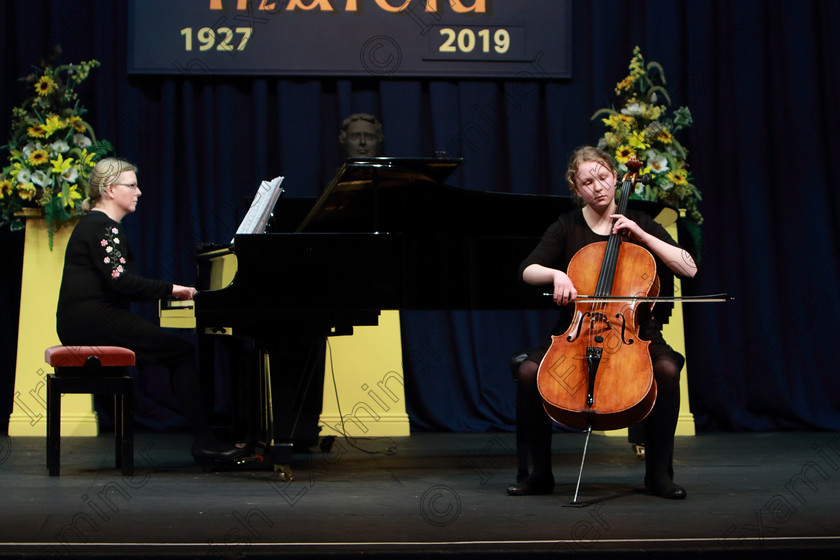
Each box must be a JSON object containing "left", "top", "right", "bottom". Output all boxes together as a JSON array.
[
  {"left": 319, "top": 436, "right": 335, "bottom": 453},
  {"left": 274, "top": 464, "right": 295, "bottom": 482}
]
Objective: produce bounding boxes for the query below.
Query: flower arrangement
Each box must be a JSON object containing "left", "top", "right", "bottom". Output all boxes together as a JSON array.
[
  {"left": 593, "top": 46, "right": 702, "bottom": 234},
  {"left": 0, "top": 52, "right": 113, "bottom": 245}
]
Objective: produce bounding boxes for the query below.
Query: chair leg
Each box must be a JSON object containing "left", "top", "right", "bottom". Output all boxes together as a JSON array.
[
  {"left": 47, "top": 375, "right": 61, "bottom": 476},
  {"left": 118, "top": 379, "right": 134, "bottom": 476},
  {"left": 115, "top": 393, "right": 123, "bottom": 470},
  {"left": 45, "top": 373, "right": 134, "bottom": 477}
]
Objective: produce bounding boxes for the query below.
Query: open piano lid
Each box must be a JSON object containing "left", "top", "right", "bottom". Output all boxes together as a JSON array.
[{"left": 295, "top": 156, "right": 463, "bottom": 233}]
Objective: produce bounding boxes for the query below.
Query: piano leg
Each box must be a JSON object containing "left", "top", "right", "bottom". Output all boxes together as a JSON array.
[
  {"left": 197, "top": 332, "right": 261, "bottom": 444},
  {"left": 257, "top": 332, "right": 327, "bottom": 467}
]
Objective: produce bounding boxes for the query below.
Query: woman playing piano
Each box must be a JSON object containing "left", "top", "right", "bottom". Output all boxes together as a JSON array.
[{"left": 56, "top": 157, "right": 247, "bottom": 468}]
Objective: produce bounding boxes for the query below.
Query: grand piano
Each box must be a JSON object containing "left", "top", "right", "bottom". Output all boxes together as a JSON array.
[{"left": 178, "top": 156, "right": 676, "bottom": 470}]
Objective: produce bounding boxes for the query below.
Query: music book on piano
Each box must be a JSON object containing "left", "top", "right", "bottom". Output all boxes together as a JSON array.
[{"left": 234, "top": 176, "right": 285, "bottom": 238}]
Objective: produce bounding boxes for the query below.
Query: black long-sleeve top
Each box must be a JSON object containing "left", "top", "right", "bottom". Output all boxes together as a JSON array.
[
  {"left": 519, "top": 208, "right": 683, "bottom": 333},
  {"left": 56, "top": 210, "right": 172, "bottom": 337}
]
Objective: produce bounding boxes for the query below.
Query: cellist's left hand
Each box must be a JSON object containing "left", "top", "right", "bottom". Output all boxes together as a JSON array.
[{"left": 610, "top": 214, "right": 646, "bottom": 243}]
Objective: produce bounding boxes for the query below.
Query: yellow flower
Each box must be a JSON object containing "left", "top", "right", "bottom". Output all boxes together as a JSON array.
[
  {"left": 78, "top": 148, "right": 96, "bottom": 167},
  {"left": 615, "top": 145, "right": 636, "bottom": 164},
  {"left": 35, "top": 75, "right": 58, "bottom": 96},
  {"left": 57, "top": 184, "right": 82, "bottom": 208},
  {"left": 17, "top": 182, "right": 37, "bottom": 201},
  {"left": 615, "top": 76, "right": 635, "bottom": 94},
  {"left": 27, "top": 149, "right": 49, "bottom": 167},
  {"left": 42, "top": 114, "right": 67, "bottom": 136},
  {"left": 666, "top": 169, "right": 688, "bottom": 186},
  {"left": 68, "top": 115, "right": 86, "bottom": 132},
  {"left": 627, "top": 131, "right": 649, "bottom": 151},
  {"left": 642, "top": 104, "right": 663, "bottom": 120},
  {"left": 628, "top": 47, "right": 645, "bottom": 78},
  {"left": 50, "top": 154, "right": 75, "bottom": 175},
  {"left": 27, "top": 124, "right": 48, "bottom": 138},
  {"left": 0, "top": 178, "right": 12, "bottom": 199},
  {"left": 655, "top": 127, "right": 673, "bottom": 144},
  {"left": 604, "top": 132, "right": 620, "bottom": 149},
  {"left": 602, "top": 113, "right": 634, "bottom": 131}
]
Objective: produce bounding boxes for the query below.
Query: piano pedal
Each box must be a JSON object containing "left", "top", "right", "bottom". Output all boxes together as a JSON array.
[
  {"left": 235, "top": 454, "right": 264, "bottom": 466},
  {"left": 273, "top": 464, "right": 295, "bottom": 482},
  {"left": 319, "top": 436, "right": 336, "bottom": 453},
  {"left": 633, "top": 444, "right": 646, "bottom": 459}
]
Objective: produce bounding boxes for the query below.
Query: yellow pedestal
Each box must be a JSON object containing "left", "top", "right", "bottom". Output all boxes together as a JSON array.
[
  {"left": 658, "top": 209, "right": 695, "bottom": 436},
  {"left": 8, "top": 215, "right": 98, "bottom": 437},
  {"left": 319, "top": 310, "right": 410, "bottom": 437}
]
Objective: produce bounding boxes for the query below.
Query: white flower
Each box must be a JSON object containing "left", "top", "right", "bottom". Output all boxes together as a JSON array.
[
  {"left": 16, "top": 168, "right": 32, "bottom": 183},
  {"left": 31, "top": 170, "right": 51, "bottom": 187},
  {"left": 659, "top": 179, "right": 674, "bottom": 191},
  {"left": 646, "top": 151, "right": 669, "bottom": 174},
  {"left": 61, "top": 167, "right": 79, "bottom": 183},
  {"left": 73, "top": 133, "right": 92, "bottom": 148},
  {"left": 621, "top": 102, "right": 644, "bottom": 116},
  {"left": 50, "top": 139, "right": 70, "bottom": 153}
]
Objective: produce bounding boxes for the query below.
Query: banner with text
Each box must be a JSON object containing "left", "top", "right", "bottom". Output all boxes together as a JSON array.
[{"left": 128, "top": 0, "right": 572, "bottom": 78}]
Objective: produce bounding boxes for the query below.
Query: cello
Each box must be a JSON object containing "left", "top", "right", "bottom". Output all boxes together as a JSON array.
[{"left": 536, "top": 154, "right": 659, "bottom": 503}]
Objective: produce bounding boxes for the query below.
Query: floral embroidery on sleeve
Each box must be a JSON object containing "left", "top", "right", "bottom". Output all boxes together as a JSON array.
[{"left": 100, "top": 225, "right": 127, "bottom": 279}]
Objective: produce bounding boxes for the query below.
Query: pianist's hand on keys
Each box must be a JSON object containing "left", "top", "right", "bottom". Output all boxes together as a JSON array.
[{"left": 172, "top": 284, "right": 197, "bottom": 300}]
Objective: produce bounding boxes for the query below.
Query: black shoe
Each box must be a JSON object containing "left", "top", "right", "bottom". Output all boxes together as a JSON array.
[
  {"left": 506, "top": 475, "right": 554, "bottom": 496},
  {"left": 645, "top": 480, "right": 687, "bottom": 500},
  {"left": 192, "top": 444, "right": 249, "bottom": 470}
]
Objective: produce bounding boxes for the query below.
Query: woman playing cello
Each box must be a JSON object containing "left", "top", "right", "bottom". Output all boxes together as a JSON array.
[{"left": 509, "top": 146, "right": 698, "bottom": 499}]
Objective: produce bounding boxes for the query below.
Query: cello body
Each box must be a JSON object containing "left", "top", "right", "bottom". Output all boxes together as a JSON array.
[{"left": 536, "top": 157, "right": 660, "bottom": 431}]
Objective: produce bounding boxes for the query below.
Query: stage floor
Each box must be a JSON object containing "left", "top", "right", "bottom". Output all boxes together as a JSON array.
[{"left": 0, "top": 430, "right": 838, "bottom": 559}]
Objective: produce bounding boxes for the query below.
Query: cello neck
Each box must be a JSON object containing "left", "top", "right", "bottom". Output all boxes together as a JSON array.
[{"left": 594, "top": 157, "right": 639, "bottom": 298}]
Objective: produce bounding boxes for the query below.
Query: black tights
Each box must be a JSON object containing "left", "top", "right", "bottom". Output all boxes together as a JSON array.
[{"left": 515, "top": 356, "right": 683, "bottom": 487}]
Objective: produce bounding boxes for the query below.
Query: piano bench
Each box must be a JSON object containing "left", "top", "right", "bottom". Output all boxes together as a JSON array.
[{"left": 44, "top": 345, "right": 136, "bottom": 477}]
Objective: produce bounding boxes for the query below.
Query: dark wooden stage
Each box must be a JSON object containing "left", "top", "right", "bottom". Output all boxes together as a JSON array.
[{"left": 0, "top": 430, "right": 838, "bottom": 559}]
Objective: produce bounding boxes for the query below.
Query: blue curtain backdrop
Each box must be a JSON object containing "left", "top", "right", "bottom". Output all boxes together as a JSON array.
[{"left": 2, "top": 0, "right": 839, "bottom": 434}]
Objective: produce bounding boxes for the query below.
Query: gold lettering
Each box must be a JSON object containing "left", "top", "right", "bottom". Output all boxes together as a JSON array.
[
  {"left": 286, "top": 0, "right": 335, "bottom": 10},
  {"left": 210, "top": 0, "right": 486, "bottom": 12},
  {"left": 375, "top": 0, "right": 411, "bottom": 11},
  {"left": 425, "top": 0, "right": 485, "bottom": 12},
  {"left": 450, "top": 0, "right": 485, "bottom": 13}
]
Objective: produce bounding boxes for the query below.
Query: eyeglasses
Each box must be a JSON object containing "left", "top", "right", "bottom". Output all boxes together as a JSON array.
[{"left": 113, "top": 183, "right": 139, "bottom": 190}]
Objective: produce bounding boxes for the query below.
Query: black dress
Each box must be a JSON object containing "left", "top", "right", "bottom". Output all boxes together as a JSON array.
[
  {"left": 511, "top": 207, "right": 688, "bottom": 496},
  {"left": 56, "top": 210, "right": 215, "bottom": 447}
]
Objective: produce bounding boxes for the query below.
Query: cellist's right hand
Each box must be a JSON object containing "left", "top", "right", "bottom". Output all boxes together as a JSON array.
[{"left": 552, "top": 271, "right": 578, "bottom": 306}]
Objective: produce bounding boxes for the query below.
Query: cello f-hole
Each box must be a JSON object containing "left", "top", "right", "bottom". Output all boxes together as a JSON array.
[
  {"left": 566, "top": 312, "right": 591, "bottom": 342},
  {"left": 616, "top": 313, "right": 634, "bottom": 345}
]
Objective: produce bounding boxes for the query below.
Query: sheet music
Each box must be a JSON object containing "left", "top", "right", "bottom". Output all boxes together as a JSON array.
[{"left": 235, "top": 176, "right": 285, "bottom": 237}]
